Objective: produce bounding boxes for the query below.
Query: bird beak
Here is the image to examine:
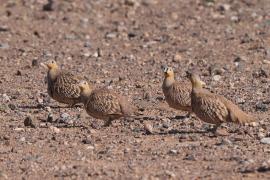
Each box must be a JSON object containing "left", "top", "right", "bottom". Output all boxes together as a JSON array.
[
  {"left": 40, "top": 63, "right": 48, "bottom": 69},
  {"left": 200, "top": 80, "right": 206, "bottom": 87},
  {"left": 161, "top": 65, "right": 168, "bottom": 72}
]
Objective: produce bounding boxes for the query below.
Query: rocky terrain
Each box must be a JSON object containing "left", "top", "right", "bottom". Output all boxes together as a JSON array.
[{"left": 0, "top": 0, "right": 270, "bottom": 179}]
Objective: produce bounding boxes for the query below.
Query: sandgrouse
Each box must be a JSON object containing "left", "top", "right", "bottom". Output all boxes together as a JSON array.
[
  {"left": 79, "top": 81, "right": 135, "bottom": 126},
  {"left": 187, "top": 72, "right": 255, "bottom": 128},
  {"left": 41, "top": 60, "right": 81, "bottom": 107},
  {"left": 162, "top": 66, "right": 196, "bottom": 113}
]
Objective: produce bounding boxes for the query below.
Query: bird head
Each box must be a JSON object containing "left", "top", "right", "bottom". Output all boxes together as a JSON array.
[
  {"left": 162, "top": 65, "right": 174, "bottom": 78},
  {"left": 186, "top": 71, "right": 206, "bottom": 88},
  {"left": 78, "top": 80, "right": 90, "bottom": 91},
  {"left": 40, "top": 60, "right": 58, "bottom": 70}
]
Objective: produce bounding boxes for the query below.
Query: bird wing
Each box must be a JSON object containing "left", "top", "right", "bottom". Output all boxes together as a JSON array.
[
  {"left": 54, "top": 72, "right": 81, "bottom": 98},
  {"left": 193, "top": 91, "right": 229, "bottom": 124},
  {"left": 170, "top": 81, "right": 192, "bottom": 105},
  {"left": 87, "top": 88, "right": 123, "bottom": 116}
]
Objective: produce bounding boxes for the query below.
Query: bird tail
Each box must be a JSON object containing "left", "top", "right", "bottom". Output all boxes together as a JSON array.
[{"left": 236, "top": 110, "right": 256, "bottom": 124}]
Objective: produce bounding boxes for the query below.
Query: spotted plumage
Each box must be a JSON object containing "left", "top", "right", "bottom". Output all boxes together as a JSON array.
[
  {"left": 187, "top": 72, "right": 255, "bottom": 125},
  {"left": 41, "top": 60, "right": 81, "bottom": 106}
]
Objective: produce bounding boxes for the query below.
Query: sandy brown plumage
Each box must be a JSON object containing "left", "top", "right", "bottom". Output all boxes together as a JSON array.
[
  {"left": 162, "top": 66, "right": 192, "bottom": 112},
  {"left": 79, "top": 81, "right": 135, "bottom": 126},
  {"left": 187, "top": 72, "right": 255, "bottom": 125},
  {"left": 41, "top": 60, "right": 81, "bottom": 106}
]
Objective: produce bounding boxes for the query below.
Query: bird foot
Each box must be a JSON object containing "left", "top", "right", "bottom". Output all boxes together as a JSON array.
[{"left": 103, "top": 119, "right": 113, "bottom": 127}]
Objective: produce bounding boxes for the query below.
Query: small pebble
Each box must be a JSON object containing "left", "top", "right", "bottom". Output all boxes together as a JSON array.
[
  {"left": 83, "top": 52, "right": 91, "bottom": 57},
  {"left": 262, "top": 60, "right": 270, "bottom": 64},
  {"left": 39, "top": 123, "right": 47, "bottom": 128},
  {"left": 49, "top": 126, "right": 60, "bottom": 133},
  {"left": 165, "top": 170, "right": 176, "bottom": 178},
  {"left": 255, "top": 102, "right": 268, "bottom": 112},
  {"left": 14, "top": 128, "right": 24, "bottom": 132},
  {"left": 213, "top": 75, "right": 222, "bottom": 81},
  {"left": 215, "top": 128, "right": 229, "bottom": 136},
  {"left": 2, "top": 94, "right": 10, "bottom": 102},
  {"left": 105, "top": 32, "right": 117, "bottom": 39},
  {"left": 60, "top": 113, "right": 70, "bottom": 120},
  {"left": 84, "top": 41, "right": 91, "bottom": 47},
  {"left": 231, "top": 16, "right": 239, "bottom": 22},
  {"left": 86, "top": 145, "right": 95, "bottom": 150},
  {"left": 43, "top": 0, "right": 54, "bottom": 11},
  {"left": 47, "top": 113, "right": 54, "bottom": 123},
  {"left": 37, "top": 98, "right": 43, "bottom": 104},
  {"left": 32, "top": 59, "right": 38, "bottom": 66},
  {"left": 58, "top": 113, "right": 73, "bottom": 124},
  {"left": 45, "top": 106, "right": 52, "bottom": 112},
  {"left": 0, "top": 171, "right": 8, "bottom": 179},
  {"left": 124, "top": 148, "right": 130, "bottom": 153},
  {"left": 24, "top": 116, "right": 36, "bottom": 128},
  {"left": 144, "top": 122, "right": 154, "bottom": 134},
  {"left": 82, "top": 136, "right": 92, "bottom": 144},
  {"left": 143, "top": 91, "right": 151, "bottom": 100},
  {"left": 184, "top": 154, "right": 196, "bottom": 161},
  {"left": 173, "top": 54, "right": 182, "bottom": 62},
  {"left": 261, "top": 138, "right": 270, "bottom": 144},
  {"left": 15, "top": 70, "right": 22, "bottom": 76},
  {"left": 8, "top": 103, "right": 16, "bottom": 110},
  {"left": 249, "top": 122, "right": 259, "bottom": 127},
  {"left": 168, "top": 149, "right": 178, "bottom": 155},
  {"left": 217, "top": 138, "right": 232, "bottom": 145},
  {"left": 0, "top": 43, "right": 9, "bottom": 49},
  {"left": 258, "top": 132, "right": 265, "bottom": 138}
]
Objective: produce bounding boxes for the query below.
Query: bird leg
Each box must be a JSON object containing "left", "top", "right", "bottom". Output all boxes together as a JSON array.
[
  {"left": 104, "top": 118, "right": 113, "bottom": 127},
  {"left": 210, "top": 124, "right": 220, "bottom": 132},
  {"left": 66, "top": 103, "right": 83, "bottom": 109},
  {"left": 66, "top": 103, "right": 75, "bottom": 108},
  {"left": 185, "top": 112, "right": 196, "bottom": 119},
  {"left": 58, "top": 106, "right": 61, "bottom": 114}
]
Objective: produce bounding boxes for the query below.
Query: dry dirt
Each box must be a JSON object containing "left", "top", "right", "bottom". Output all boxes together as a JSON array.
[{"left": 0, "top": 0, "right": 270, "bottom": 179}]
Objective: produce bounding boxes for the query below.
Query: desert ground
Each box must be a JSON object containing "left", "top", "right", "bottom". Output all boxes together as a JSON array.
[{"left": 0, "top": 0, "right": 270, "bottom": 179}]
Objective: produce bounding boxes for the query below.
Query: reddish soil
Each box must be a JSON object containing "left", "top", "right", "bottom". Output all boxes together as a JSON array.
[{"left": 0, "top": 0, "right": 270, "bottom": 179}]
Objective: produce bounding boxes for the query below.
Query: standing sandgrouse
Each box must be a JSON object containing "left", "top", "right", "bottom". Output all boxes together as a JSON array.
[
  {"left": 78, "top": 81, "right": 135, "bottom": 126},
  {"left": 187, "top": 72, "right": 255, "bottom": 128},
  {"left": 162, "top": 66, "right": 193, "bottom": 113},
  {"left": 41, "top": 60, "right": 81, "bottom": 107}
]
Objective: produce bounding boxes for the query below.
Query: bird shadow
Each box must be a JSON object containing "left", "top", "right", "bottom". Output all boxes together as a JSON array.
[
  {"left": 18, "top": 104, "right": 83, "bottom": 109},
  {"left": 54, "top": 124, "right": 88, "bottom": 129},
  {"left": 173, "top": 115, "right": 188, "bottom": 120},
  {"left": 156, "top": 129, "right": 208, "bottom": 135},
  {"left": 38, "top": 121, "right": 88, "bottom": 129}
]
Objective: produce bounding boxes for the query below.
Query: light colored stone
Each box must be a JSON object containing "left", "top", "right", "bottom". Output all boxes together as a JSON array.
[
  {"left": 213, "top": 75, "right": 221, "bottom": 81},
  {"left": 261, "top": 138, "right": 270, "bottom": 144}
]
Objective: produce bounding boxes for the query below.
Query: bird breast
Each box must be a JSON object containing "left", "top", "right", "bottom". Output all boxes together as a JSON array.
[{"left": 191, "top": 93, "right": 229, "bottom": 124}]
